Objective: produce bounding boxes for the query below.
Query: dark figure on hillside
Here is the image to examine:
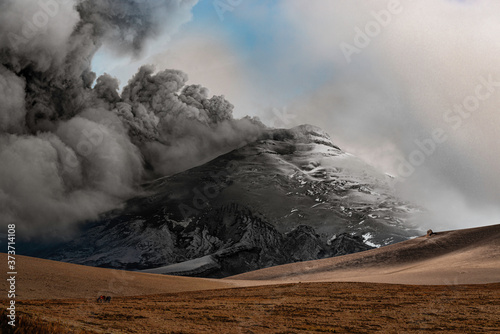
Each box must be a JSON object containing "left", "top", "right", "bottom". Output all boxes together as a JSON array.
[{"left": 426, "top": 229, "right": 435, "bottom": 237}]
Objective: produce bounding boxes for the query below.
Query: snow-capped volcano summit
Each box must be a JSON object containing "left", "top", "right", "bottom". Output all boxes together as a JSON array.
[
  {"left": 271, "top": 124, "right": 340, "bottom": 148},
  {"left": 36, "top": 125, "right": 422, "bottom": 277}
]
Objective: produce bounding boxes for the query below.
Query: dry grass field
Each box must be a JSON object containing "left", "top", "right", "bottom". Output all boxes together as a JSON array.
[
  {"left": 1, "top": 224, "right": 499, "bottom": 333},
  {"left": 1, "top": 282, "right": 500, "bottom": 333}
]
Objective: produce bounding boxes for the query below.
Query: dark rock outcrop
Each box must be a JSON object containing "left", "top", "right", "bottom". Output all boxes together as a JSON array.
[{"left": 43, "top": 203, "right": 373, "bottom": 278}]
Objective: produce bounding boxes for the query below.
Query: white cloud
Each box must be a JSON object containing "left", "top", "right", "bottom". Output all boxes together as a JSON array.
[{"left": 278, "top": 0, "right": 500, "bottom": 228}]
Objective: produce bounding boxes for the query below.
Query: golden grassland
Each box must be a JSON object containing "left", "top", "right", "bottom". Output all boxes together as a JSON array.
[
  {"left": 1, "top": 225, "right": 499, "bottom": 333},
  {"left": 2, "top": 282, "right": 499, "bottom": 333}
]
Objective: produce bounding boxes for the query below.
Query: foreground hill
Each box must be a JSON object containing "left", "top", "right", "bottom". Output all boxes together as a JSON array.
[
  {"left": 229, "top": 224, "right": 500, "bottom": 285},
  {"left": 0, "top": 253, "right": 235, "bottom": 300},
  {"left": 1, "top": 224, "right": 499, "bottom": 333},
  {"left": 3, "top": 224, "right": 499, "bottom": 302},
  {"left": 32, "top": 125, "right": 421, "bottom": 278}
]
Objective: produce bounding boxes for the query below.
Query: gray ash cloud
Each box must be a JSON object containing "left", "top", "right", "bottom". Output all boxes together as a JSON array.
[{"left": 0, "top": 0, "right": 264, "bottom": 239}]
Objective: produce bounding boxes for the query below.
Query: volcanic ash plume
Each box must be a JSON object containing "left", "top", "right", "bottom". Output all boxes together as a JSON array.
[{"left": 0, "top": 0, "right": 264, "bottom": 239}]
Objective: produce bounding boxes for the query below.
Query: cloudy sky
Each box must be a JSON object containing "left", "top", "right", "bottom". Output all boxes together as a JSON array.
[
  {"left": 91, "top": 0, "right": 500, "bottom": 229},
  {"left": 1, "top": 0, "right": 499, "bottom": 235}
]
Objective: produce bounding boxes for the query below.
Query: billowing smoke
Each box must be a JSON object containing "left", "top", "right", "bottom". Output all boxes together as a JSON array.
[
  {"left": 118, "top": 65, "right": 263, "bottom": 175},
  {"left": 279, "top": 0, "right": 500, "bottom": 230},
  {"left": 0, "top": 0, "right": 264, "bottom": 239}
]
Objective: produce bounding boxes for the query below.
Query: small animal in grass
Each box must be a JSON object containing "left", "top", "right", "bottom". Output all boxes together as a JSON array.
[{"left": 96, "top": 295, "right": 112, "bottom": 303}]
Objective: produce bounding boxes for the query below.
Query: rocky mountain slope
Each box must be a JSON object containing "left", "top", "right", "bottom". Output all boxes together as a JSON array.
[{"left": 33, "top": 125, "right": 422, "bottom": 277}]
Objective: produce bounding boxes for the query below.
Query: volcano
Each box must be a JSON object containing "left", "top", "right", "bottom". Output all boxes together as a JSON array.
[{"left": 32, "top": 125, "right": 423, "bottom": 277}]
